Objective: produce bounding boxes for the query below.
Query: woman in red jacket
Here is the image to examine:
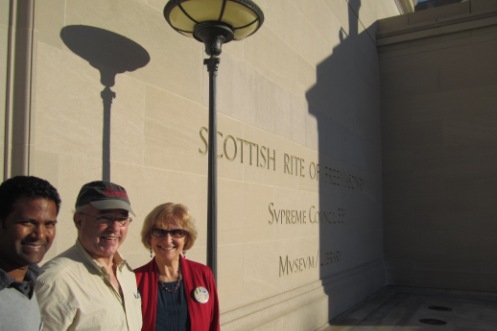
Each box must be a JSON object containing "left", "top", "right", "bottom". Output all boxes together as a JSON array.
[{"left": 135, "top": 203, "right": 220, "bottom": 331}]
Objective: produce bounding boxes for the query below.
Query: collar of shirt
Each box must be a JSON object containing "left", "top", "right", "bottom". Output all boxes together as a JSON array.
[
  {"left": 0, "top": 264, "right": 41, "bottom": 298},
  {"left": 74, "top": 240, "right": 127, "bottom": 276}
]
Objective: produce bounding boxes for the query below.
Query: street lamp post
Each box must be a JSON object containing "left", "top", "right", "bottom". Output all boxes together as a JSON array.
[{"left": 163, "top": 0, "right": 264, "bottom": 280}]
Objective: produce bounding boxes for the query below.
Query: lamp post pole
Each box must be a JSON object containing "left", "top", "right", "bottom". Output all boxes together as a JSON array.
[
  {"left": 163, "top": 0, "right": 264, "bottom": 282},
  {"left": 194, "top": 26, "right": 232, "bottom": 282},
  {"left": 205, "top": 56, "right": 220, "bottom": 279}
]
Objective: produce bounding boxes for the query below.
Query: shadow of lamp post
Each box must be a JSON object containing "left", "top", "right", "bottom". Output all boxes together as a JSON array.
[
  {"left": 163, "top": 0, "right": 264, "bottom": 280},
  {"left": 60, "top": 25, "right": 150, "bottom": 181}
]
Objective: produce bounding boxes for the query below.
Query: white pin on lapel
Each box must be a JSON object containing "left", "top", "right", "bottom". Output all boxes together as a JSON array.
[{"left": 194, "top": 287, "right": 209, "bottom": 304}]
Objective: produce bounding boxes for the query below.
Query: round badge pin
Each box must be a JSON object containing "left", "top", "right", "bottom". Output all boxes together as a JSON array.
[{"left": 194, "top": 286, "right": 209, "bottom": 304}]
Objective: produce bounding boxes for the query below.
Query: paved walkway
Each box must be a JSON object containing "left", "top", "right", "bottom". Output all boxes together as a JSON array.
[{"left": 317, "top": 286, "right": 497, "bottom": 331}]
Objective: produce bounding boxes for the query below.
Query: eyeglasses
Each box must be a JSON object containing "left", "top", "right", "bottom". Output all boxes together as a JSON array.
[
  {"left": 151, "top": 228, "right": 187, "bottom": 238},
  {"left": 80, "top": 212, "right": 132, "bottom": 227}
]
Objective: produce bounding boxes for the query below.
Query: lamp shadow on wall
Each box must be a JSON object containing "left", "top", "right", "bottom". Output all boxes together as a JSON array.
[
  {"left": 60, "top": 25, "right": 150, "bottom": 181},
  {"left": 306, "top": 0, "right": 385, "bottom": 325}
]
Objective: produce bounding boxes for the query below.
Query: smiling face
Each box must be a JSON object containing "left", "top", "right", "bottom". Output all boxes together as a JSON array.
[
  {"left": 75, "top": 204, "right": 129, "bottom": 264},
  {"left": 0, "top": 197, "right": 58, "bottom": 280},
  {"left": 150, "top": 220, "right": 186, "bottom": 265}
]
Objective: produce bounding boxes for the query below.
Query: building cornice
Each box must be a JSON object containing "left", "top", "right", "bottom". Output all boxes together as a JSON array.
[{"left": 377, "top": 0, "right": 497, "bottom": 46}]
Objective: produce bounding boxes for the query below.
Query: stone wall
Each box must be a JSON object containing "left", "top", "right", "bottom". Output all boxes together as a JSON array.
[
  {"left": 2, "top": 0, "right": 401, "bottom": 329},
  {"left": 379, "top": 0, "right": 497, "bottom": 292}
]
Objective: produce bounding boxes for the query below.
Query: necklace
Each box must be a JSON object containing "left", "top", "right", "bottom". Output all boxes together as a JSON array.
[{"left": 159, "top": 264, "right": 182, "bottom": 293}]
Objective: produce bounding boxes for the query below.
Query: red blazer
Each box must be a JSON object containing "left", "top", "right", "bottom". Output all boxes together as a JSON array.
[{"left": 135, "top": 256, "right": 220, "bottom": 331}]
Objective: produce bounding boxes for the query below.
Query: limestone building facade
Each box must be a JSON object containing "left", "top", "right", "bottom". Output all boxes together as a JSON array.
[{"left": 3, "top": 0, "right": 495, "bottom": 330}]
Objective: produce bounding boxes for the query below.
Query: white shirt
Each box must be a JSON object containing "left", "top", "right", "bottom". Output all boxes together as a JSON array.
[{"left": 35, "top": 240, "right": 142, "bottom": 331}]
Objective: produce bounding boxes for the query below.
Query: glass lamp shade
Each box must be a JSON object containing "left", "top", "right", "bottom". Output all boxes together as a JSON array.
[{"left": 164, "top": 0, "right": 264, "bottom": 42}]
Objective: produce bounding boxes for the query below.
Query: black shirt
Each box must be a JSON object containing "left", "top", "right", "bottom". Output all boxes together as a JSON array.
[{"left": 156, "top": 280, "right": 189, "bottom": 331}]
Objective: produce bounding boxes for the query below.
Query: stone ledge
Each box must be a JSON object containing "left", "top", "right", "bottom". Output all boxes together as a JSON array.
[
  {"left": 377, "top": 0, "right": 497, "bottom": 46},
  {"left": 221, "top": 259, "right": 386, "bottom": 330}
]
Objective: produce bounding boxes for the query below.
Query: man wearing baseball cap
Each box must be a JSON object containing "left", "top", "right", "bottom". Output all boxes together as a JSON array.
[{"left": 36, "top": 181, "right": 142, "bottom": 331}]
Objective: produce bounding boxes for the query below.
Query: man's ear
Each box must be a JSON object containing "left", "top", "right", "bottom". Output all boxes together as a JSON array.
[{"left": 74, "top": 213, "right": 82, "bottom": 228}]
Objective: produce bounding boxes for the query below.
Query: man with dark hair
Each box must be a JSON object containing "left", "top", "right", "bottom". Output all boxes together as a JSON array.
[
  {"left": 0, "top": 175, "right": 61, "bottom": 331},
  {"left": 36, "top": 180, "right": 142, "bottom": 331}
]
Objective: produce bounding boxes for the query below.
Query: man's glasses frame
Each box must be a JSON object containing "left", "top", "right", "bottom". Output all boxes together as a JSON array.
[{"left": 79, "top": 212, "right": 132, "bottom": 227}]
